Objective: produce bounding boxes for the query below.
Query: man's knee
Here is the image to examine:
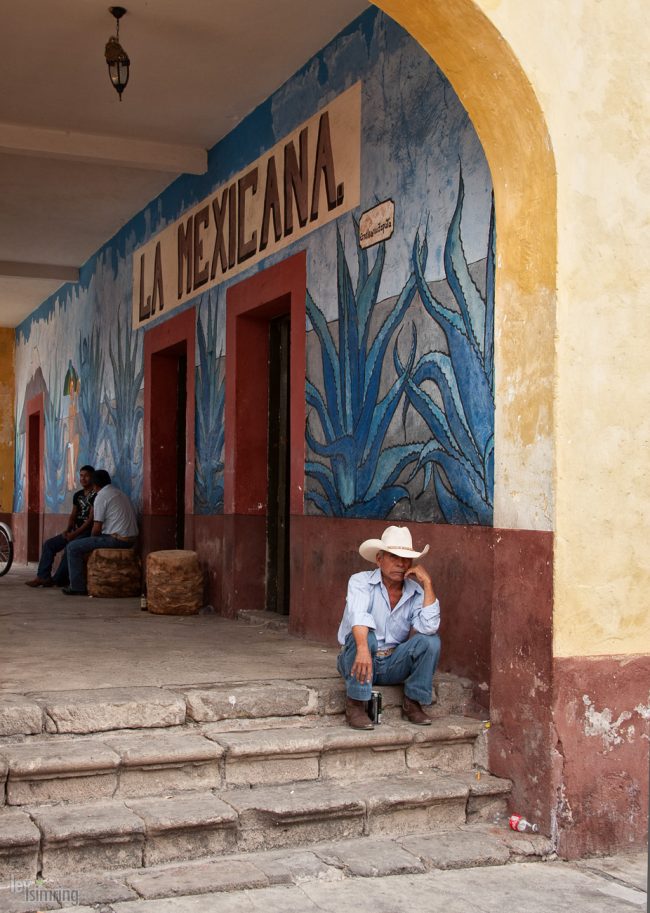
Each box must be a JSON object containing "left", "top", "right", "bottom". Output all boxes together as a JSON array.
[{"left": 410, "top": 632, "right": 441, "bottom": 659}]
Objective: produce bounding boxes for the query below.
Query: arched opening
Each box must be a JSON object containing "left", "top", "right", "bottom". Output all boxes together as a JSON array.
[{"left": 372, "top": 0, "right": 557, "bottom": 831}]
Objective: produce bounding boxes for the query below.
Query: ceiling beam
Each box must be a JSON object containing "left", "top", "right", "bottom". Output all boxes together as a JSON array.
[
  {"left": 0, "top": 123, "right": 207, "bottom": 175},
  {"left": 0, "top": 261, "right": 80, "bottom": 282}
]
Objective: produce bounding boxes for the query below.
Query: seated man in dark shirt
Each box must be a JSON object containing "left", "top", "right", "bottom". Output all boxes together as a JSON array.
[
  {"left": 337, "top": 525, "right": 441, "bottom": 729},
  {"left": 25, "top": 465, "right": 96, "bottom": 587}
]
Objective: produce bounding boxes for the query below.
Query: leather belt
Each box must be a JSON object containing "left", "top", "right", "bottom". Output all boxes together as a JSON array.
[
  {"left": 376, "top": 648, "right": 395, "bottom": 658},
  {"left": 110, "top": 534, "right": 137, "bottom": 542}
]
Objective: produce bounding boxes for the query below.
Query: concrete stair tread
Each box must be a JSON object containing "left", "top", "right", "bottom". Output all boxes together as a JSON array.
[
  {"left": 0, "top": 672, "right": 476, "bottom": 737},
  {"left": 124, "top": 794, "right": 238, "bottom": 831},
  {"left": 0, "top": 826, "right": 553, "bottom": 906}
]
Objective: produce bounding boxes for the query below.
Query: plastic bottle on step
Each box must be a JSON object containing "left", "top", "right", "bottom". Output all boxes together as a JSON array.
[{"left": 509, "top": 814, "right": 539, "bottom": 833}]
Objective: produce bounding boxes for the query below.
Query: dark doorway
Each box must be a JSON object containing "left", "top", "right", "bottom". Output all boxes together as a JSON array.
[
  {"left": 266, "top": 314, "right": 290, "bottom": 614},
  {"left": 27, "top": 411, "right": 42, "bottom": 562},
  {"left": 150, "top": 343, "right": 187, "bottom": 548}
]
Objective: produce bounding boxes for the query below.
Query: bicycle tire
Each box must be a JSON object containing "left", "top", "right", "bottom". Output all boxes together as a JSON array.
[{"left": 0, "top": 522, "right": 13, "bottom": 577}]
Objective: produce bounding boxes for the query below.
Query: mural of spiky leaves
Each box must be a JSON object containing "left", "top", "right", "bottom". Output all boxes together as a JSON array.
[
  {"left": 106, "top": 312, "right": 144, "bottom": 500},
  {"left": 401, "top": 167, "right": 495, "bottom": 524},
  {"left": 44, "top": 383, "right": 67, "bottom": 512},
  {"left": 195, "top": 291, "right": 225, "bottom": 514},
  {"left": 305, "top": 219, "right": 421, "bottom": 517},
  {"left": 77, "top": 326, "right": 105, "bottom": 468},
  {"left": 13, "top": 424, "right": 25, "bottom": 513}
]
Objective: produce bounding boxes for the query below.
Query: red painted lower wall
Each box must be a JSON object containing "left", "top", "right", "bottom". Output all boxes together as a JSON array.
[{"left": 553, "top": 654, "right": 650, "bottom": 858}]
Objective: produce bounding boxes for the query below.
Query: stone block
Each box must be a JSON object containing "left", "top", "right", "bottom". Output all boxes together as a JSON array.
[
  {"left": 435, "top": 674, "right": 473, "bottom": 714},
  {"left": 146, "top": 550, "right": 203, "bottom": 615},
  {"left": 31, "top": 687, "right": 186, "bottom": 734},
  {"left": 102, "top": 732, "right": 224, "bottom": 797},
  {"left": 315, "top": 836, "right": 425, "bottom": 877},
  {"left": 0, "top": 756, "right": 7, "bottom": 808},
  {"left": 0, "top": 884, "right": 61, "bottom": 912},
  {"left": 33, "top": 801, "right": 145, "bottom": 876},
  {"left": 213, "top": 729, "right": 321, "bottom": 786},
  {"left": 0, "top": 809, "right": 40, "bottom": 882},
  {"left": 488, "top": 826, "right": 553, "bottom": 859},
  {"left": 87, "top": 548, "right": 141, "bottom": 598},
  {"left": 0, "top": 696, "right": 43, "bottom": 737},
  {"left": 3, "top": 739, "right": 120, "bottom": 805},
  {"left": 454, "top": 772, "right": 512, "bottom": 823},
  {"left": 406, "top": 740, "right": 475, "bottom": 774},
  {"left": 400, "top": 828, "right": 510, "bottom": 869},
  {"left": 250, "top": 848, "right": 342, "bottom": 885},
  {"left": 126, "top": 794, "right": 238, "bottom": 866},
  {"left": 39, "top": 875, "right": 138, "bottom": 906},
  {"left": 295, "top": 678, "right": 346, "bottom": 715},
  {"left": 363, "top": 774, "right": 469, "bottom": 836},
  {"left": 320, "top": 746, "right": 407, "bottom": 781},
  {"left": 225, "top": 780, "right": 365, "bottom": 852},
  {"left": 127, "top": 858, "right": 269, "bottom": 899},
  {"left": 186, "top": 681, "right": 316, "bottom": 722}
]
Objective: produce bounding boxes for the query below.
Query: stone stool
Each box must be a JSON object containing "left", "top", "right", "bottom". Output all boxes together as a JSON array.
[
  {"left": 146, "top": 550, "right": 204, "bottom": 615},
  {"left": 87, "top": 548, "right": 142, "bottom": 598}
]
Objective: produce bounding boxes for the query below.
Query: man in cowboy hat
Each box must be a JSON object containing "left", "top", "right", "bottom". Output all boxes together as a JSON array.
[{"left": 337, "top": 525, "right": 440, "bottom": 729}]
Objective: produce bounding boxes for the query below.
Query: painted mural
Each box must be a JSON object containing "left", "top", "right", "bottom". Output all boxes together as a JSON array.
[{"left": 13, "top": 8, "right": 494, "bottom": 526}]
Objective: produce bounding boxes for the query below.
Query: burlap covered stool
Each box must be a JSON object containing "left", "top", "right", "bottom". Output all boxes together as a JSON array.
[
  {"left": 87, "top": 548, "right": 142, "bottom": 598},
  {"left": 146, "top": 549, "right": 203, "bottom": 615}
]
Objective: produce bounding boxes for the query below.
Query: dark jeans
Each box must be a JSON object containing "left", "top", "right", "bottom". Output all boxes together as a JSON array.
[
  {"left": 66, "top": 535, "right": 135, "bottom": 592},
  {"left": 37, "top": 530, "right": 90, "bottom": 584},
  {"left": 337, "top": 630, "right": 441, "bottom": 705}
]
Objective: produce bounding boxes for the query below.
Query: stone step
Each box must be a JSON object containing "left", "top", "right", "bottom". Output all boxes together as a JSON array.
[
  {"left": 0, "top": 825, "right": 554, "bottom": 909},
  {"left": 0, "top": 673, "right": 476, "bottom": 737},
  {"left": 6, "top": 771, "right": 511, "bottom": 879},
  {"left": 0, "top": 717, "right": 488, "bottom": 806}
]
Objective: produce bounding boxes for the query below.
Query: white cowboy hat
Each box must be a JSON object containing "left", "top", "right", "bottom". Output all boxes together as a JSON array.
[{"left": 359, "top": 525, "right": 429, "bottom": 563}]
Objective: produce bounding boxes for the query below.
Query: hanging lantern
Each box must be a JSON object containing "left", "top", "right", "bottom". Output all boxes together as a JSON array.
[{"left": 105, "top": 7, "right": 130, "bottom": 101}]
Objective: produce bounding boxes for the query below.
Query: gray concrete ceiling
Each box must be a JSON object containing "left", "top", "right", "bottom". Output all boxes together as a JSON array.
[{"left": 0, "top": 0, "right": 368, "bottom": 327}]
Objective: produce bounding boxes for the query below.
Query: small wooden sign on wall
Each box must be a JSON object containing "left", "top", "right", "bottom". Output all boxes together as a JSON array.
[{"left": 358, "top": 199, "right": 395, "bottom": 249}]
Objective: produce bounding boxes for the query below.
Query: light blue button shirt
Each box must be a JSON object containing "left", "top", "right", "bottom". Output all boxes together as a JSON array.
[{"left": 337, "top": 568, "right": 440, "bottom": 648}]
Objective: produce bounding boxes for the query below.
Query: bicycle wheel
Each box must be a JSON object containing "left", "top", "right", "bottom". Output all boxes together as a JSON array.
[{"left": 0, "top": 523, "right": 13, "bottom": 577}]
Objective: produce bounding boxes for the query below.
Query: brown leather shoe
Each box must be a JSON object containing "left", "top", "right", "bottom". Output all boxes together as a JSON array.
[
  {"left": 345, "top": 697, "right": 374, "bottom": 730},
  {"left": 25, "top": 577, "right": 52, "bottom": 588},
  {"left": 402, "top": 696, "right": 432, "bottom": 726}
]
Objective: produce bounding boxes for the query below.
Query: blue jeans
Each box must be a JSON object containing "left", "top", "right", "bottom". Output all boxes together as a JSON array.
[
  {"left": 37, "top": 530, "right": 90, "bottom": 583},
  {"left": 66, "top": 535, "right": 135, "bottom": 592},
  {"left": 337, "top": 630, "right": 441, "bottom": 705}
]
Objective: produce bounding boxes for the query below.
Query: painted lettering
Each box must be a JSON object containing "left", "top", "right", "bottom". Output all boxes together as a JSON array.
[
  {"left": 238, "top": 167, "right": 258, "bottom": 264},
  {"left": 228, "top": 184, "right": 237, "bottom": 269},
  {"left": 138, "top": 253, "right": 149, "bottom": 321},
  {"left": 310, "top": 112, "right": 341, "bottom": 221},
  {"left": 260, "top": 157, "right": 282, "bottom": 252},
  {"left": 210, "top": 188, "right": 228, "bottom": 280},
  {"left": 177, "top": 218, "right": 193, "bottom": 298},
  {"left": 193, "top": 205, "right": 210, "bottom": 290},
  {"left": 151, "top": 241, "right": 165, "bottom": 314},
  {"left": 284, "top": 127, "right": 309, "bottom": 237}
]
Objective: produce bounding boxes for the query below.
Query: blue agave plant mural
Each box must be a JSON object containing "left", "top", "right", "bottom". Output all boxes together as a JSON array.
[
  {"left": 307, "top": 169, "right": 495, "bottom": 525},
  {"left": 77, "top": 326, "right": 105, "bottom": 468},
  {"left": 398, "top": 168, "right": 495, "bottom": 524},
  {"left": 195, "top": 292, "right": 225, "bottom": 514},
  {"left": 44, "top": 384, "right": 67, "bottom": 512},
  {"left": 106, "top": 312, "right": 144, "bottom": 499},
  {"left": 305, "top": 221, "right": 422, "bottom": 517},
  {"left": 13, "top": 423, "right": 25, "bottom": 513}
]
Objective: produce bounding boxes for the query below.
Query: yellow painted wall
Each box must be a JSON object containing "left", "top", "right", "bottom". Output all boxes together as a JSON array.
[
  {"left": 374, "top": 0, "right": 650, "bottom": 657},
  {"left": 0, "top": 328, "right": 15, "bottom": 513}
]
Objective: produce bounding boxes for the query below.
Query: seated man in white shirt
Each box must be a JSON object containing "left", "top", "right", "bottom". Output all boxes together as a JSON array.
[
  {"left": 337, "top": 525, "right": 441, "bottom": 729},
  {"left": 63, "top": 469, "right": 139, "bottom": 596}
]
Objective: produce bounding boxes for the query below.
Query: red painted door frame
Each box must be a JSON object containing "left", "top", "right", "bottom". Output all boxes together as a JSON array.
[
  {"left": 25, "top": 393, "right": 44, "bottom": 562},
  {"left": 225, "top": 251, "right": 306, "bottom": 516},
  {"left": 143, "top": 308, "right": 196, "bottom": 525},
  {"left": 223, "top": 252, "right": 306, "bottom": 618}
]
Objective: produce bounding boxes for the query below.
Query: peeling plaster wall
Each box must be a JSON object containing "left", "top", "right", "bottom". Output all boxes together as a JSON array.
[
  {"left": 0, "top": 327, "right": 15, "bottom": 514},
  {"left": 471, "top": 0, "right": 650, "bottom": 656}
]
